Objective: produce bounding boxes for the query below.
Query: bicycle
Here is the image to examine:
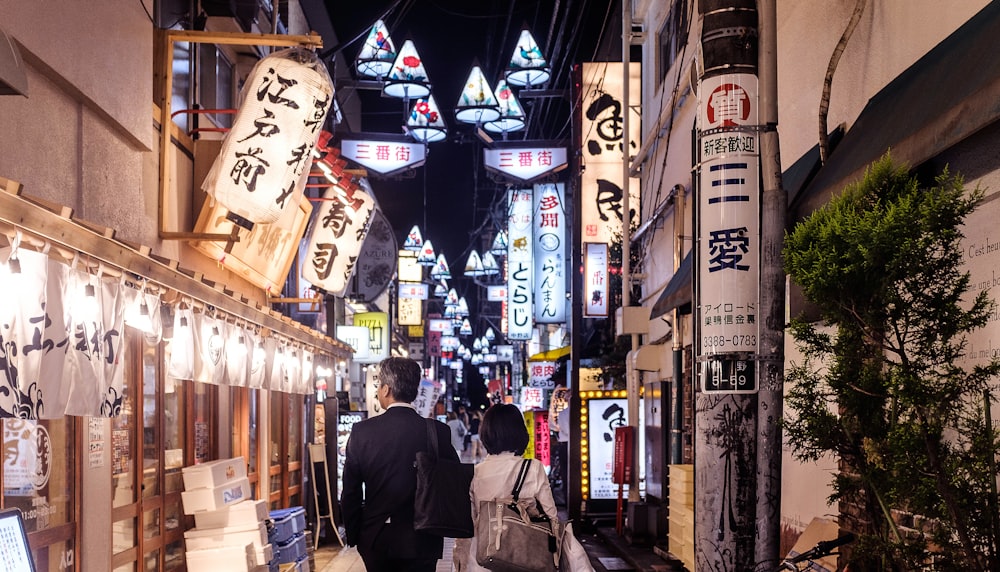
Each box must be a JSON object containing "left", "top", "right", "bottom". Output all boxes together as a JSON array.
[{"left": 776, "top": 532, "right": 856, "bottom": 570}]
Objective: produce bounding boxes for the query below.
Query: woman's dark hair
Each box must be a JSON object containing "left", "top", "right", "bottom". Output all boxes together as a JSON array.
[
  {"left": 480, "top": 404, "right": 529, "bottom": 455},
  {"left": 377, "top": 357, "right": 421, "bottom": 403}
]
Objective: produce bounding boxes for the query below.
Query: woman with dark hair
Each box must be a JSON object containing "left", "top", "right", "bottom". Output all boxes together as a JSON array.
[{"left": 454, "top": 404, "right": 593, "bottom": 571}]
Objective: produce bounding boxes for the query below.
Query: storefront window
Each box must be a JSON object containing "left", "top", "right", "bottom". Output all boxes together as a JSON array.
[
  {"left": 142, "top": 342, "right": 159, "bottom": 499},
  {"left": 192, "top": 382, "right": 212, "bottom": 463},
  {"left": 2, "top": 416, "right": 76, "bottom": 567},
  {"left": 163, "top": 369, "right": 184, "bottom": 491}
]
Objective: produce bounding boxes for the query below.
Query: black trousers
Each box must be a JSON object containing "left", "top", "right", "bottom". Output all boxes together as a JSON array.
[{"left": 359, "top": 551, "right": 438, "bottom": 572}]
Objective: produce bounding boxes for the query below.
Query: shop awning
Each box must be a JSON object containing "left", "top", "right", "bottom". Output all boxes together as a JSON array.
[
  {"left": 790, "top": 1, "right": 1000, "bottom": 224},
  {"left": 527, "top": 345, "right": 570, "bottom": 362},
  {"left": 650, "top": 250, "right": 692, "bottom": 319}
]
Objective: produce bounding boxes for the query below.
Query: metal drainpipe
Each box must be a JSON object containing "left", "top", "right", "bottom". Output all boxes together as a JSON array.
[
  {"left": 671, "top": 185, "right": 685, "bottom": 465},
  {"left": 622, "top": 0, "right": 640, "bottom": 505}
]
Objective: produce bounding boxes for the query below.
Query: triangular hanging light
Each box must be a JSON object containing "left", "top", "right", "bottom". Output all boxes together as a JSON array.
[
  {"left": 355, "top": 19, "right": 396, "bottom": 78},
  {"left": 481, "top": 251, "right": 500, "bottom": 276},
  {"left": 484, "top": 327, "right": 496, "bottom": 341},
  {"left": 472, "top": 336, "right": 483, "bottom": 351},
  {"left": 445, "top": 288, "right": 460, "bottom": 308},
  {"left": 506, "top": 29, "right": 550, "bottom": 87},
  {"left": 383, "top": 39, "right": 431, "bottom": 99},
  {"left": 484, "top": 79, "right": 525, "bottom": 133},
  {"left": 490, "top": 230, "right": 508, "bottom": 256},
  {"left": 403, "top": 225, "right": 423, "bottom": 251},
  {"left": 444, "top": 305, "right": 458, "bottom": 320},
  {"left": 460, "top": 318, "right": 473, "bottom": 337},
  {"left": 455, "top": 64, "right": 501, "bottom": 125},
  {"left": 456, "top": 296, "right": 470, "bottom": 317},
  {"left": 417, "top": 239, "right": 437, "bottom": 265},
  {"left": 407, "top": 95, "right": 448, "bottom": 143},
  {"left": 434, "top": 278, "right": 449, "bottom": 297},
  {"left": 430, "top": 253, "right": 451, "bottom": 280},
  {"left": 464, "top": 249, "right": 486, "bottom": 277}
]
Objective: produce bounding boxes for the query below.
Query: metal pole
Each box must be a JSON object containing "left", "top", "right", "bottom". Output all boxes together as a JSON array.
[
  {"left": 756, "top": 0, "right": 786, "bottom": 567},
  {"left": 622, "top": 0, "right": 640, "bottom": 506}
]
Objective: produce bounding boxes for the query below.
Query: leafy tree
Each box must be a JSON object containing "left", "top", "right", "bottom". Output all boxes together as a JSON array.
[{"left": 783, "top": 154, "right": 1000, "bottom": 570}]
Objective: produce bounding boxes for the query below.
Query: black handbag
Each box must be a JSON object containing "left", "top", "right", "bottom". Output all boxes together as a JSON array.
[
  {"left": 476, "top": 459, "right": 564, "bottom": 571},
  {"left": 413, "top": 418, "right": 475, "bottom": 538}
]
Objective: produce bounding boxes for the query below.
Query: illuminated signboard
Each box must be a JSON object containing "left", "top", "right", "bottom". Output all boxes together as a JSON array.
[
  {"left": 507, "top": 188, "right": 534, "bottom": 340},
  {"left": 487, "top": 284, "right": 507, "bottom": 302},
  {"left": 335, "top": 325, "right": 370, "bottom": 361},
  {"left": 484, "top": 146, "right": 567, "bottom": 183},
  {"left": 353, "top": 312, "right": 389, "bottom": 363},
  {"left": 341, "top": 138, "right": 426, "bottom": 176},
  {"left": 532, "top": 183, "right": 566, "bottom": 323},
  {"left": 584, "top": 242, "right": 609, "bottom": 317},
  {"left": 580, "top": 62, "right": 641, "bottom": 246}
]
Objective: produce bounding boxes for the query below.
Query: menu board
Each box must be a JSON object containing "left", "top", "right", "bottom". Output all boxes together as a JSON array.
[{"left": 0, "top": 508, "right": 36, "bottom": 572}]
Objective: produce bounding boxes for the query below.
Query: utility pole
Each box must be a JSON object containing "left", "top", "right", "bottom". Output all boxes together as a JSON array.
[
  {"left": 622, "top": 0, "right": 640, "bottom": 506},
  {"left": 693, "top": 0, "right": 782, "bottom": 569}
]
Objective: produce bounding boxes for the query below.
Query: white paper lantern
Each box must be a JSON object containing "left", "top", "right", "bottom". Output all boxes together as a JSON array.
[
  {"left": 203, "top": 47, "right": 334, "bottom": 224},
  {"left": 301, "top": 180, "right": 376, "bottom": 296}
]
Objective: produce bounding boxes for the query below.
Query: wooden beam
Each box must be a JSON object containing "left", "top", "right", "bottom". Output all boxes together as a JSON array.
[{"left": 0, "top": 189, "right": 351, "bottom": 357}]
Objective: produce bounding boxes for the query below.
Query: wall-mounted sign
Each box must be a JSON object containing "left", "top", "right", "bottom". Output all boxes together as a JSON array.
[
  {"left": 495, "top": 345, "right": 514, "bottom": 362},
  {"left": 342, "top": 138, "right": 426, "bottom": 176},
  {"left": 580, "top": 62, "right": 641, "bottom": 246},
  {"left": 487, "top": 284, "right": 508, "bottom": 302},
  {"left": 335, "top": 325, "right": 370, "bottom": 361},
  {"left": 397, "top": 296, "right": 422, "bottom": 326},
  {"left": 428, "top": 319, "right": 453, "bottom": 334},
  {"left": 483, "top": 146, "right": 567, "bottom": 183},
  {"left": 397, "top": 250, "right": 423, "bottom": 282},
  {"left": 507, "top": 188, "right": 534, "bottom": 340},
  {"left": 353, "top": 312, "right": 389, "bottom": 363},
  {"left": 398, "top": 283, "right": 428, "bottom": 299},
  {"left": 347, "top": 210, "right": 397, "bottom": 302},
  {"left": 529, "top": 361, "right": 557, "bottom": 389},
  {"left": 584, "top": 242, "right": 609, "bottom": 317},
  {"left": 302, "top": 182, "right": 376, "bottom": 297},
  {"left": 532, "top": 183, "right": 566, "bottom": 323},
  {"left": 697, "top": 73, "right": 760, "bottom": 360}
]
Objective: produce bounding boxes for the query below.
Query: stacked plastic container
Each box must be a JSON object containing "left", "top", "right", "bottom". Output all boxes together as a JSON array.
[
  {"left": 181, "top": 457, "right": 275, "bottom": 571},
  {"left": 269, "top": 507, "right": 309, "bottom": 571}
]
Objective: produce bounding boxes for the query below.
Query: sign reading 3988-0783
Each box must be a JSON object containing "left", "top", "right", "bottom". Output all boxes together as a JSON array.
[{"left": 697, "top": 73, "right": 761, "bottom": 358}]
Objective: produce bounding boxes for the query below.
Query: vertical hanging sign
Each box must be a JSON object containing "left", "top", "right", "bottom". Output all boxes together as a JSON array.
[
  {"left": 532, "top": 183, "right": 566, "bottom": 323},
  {"left": 507, "top": 188, "right": 534, "bottom": 340},
  {"left": 697, "top": 73, "right": 760, "bottom": 391},
  {"left": 584, "top": 242, "right": 609, "bottom": 317},
  {"left": 579, "top": 62, "right": 641, "bottom": 246}
]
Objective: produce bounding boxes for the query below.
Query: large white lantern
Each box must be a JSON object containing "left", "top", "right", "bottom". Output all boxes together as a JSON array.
[{"left": 203, "top": 47, "right": 334, "bottom": 226}]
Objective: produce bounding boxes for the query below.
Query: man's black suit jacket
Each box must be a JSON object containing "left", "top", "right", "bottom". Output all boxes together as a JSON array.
[{"left": 340, "top": 406, "right": 457, "bottom": 558}]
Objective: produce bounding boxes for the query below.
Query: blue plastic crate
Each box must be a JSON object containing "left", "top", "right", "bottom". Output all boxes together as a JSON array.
[
  {"left": 275, "top": 532, "right": 306, "bottom": 564},
  {"left": 268, "top": 507, "right": 306, "bottom": 545}
]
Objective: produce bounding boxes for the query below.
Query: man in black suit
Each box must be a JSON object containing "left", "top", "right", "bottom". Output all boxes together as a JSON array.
[{"left": 340, "top": 356, "right": 456, "bottom": 572}]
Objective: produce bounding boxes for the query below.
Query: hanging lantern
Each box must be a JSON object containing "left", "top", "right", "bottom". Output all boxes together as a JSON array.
[
  {"left": 203, "top": 47, "right": 334, "bottom": 226},
  {"left": 445, "top": 288, "right": 460, "bottom": 307},
  {"left": 355, "top": 19, "right": 396, "bottom": 78},
  {"left": 301, "top": 179, "right": 376, "bottom": 297},
  {"left": 460, "top": 318, "right": 474, "bottom": 337},
  {"left": 456, "top": 296, "right": 470, "bottom": 317},
  {"left": 482, "top": 251, "right": 500, "bottom": 276},
  {"left": 454, "top": 64, "right": 500, "bottom": 124},
  {"left": 407, "top": 95, "right": 448, "bottom": 143},
  {"left": 490, "top": 230, "right": 508, "bottom": 256},
  {"left": 417, "top": 239, "right": 437, "bottom": 266},
  {"left": 383, "top": 39, "right": 431, "bottom": 99},
  {"left": 506, "top": 29, "right": 550, "bottom": 87},
  {"left": 403, "top": 225, "right": 424, "bottom": 251},
  {"left": 484, "top": 79, "right": 526, "bottom": 133},
  {"left": 464, "top": 249, "right": 486, "bottom": 277},
  {"left": 430, "top": 253, "right": 451, "bottom": 280}
]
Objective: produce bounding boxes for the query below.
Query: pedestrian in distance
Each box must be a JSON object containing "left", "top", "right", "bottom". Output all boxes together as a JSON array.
[
  {"left": 468, "top": 409, "right": 484, "bottom": 461},
  {"left": 447, "top": 411, "right": 468, "bottom": 457},
  {"left": 340, "top": 356, "right": 458, "bottom": 572}
]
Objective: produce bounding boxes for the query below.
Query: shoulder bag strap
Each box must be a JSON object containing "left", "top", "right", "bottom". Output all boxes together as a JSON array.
[
  {"left": 510, "top": 458, "right": 531, "bottom": 501},
  {"left": 424, "top": 417, "right": 439, "bottom": 460}
]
